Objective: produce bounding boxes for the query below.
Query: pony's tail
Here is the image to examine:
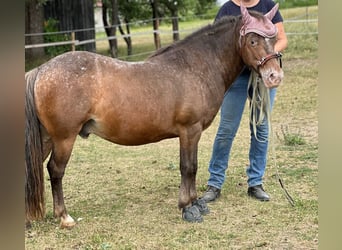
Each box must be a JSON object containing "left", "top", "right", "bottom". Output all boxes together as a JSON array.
[{"left": 25, "top": 68, "right": 45, "bottom": 222}]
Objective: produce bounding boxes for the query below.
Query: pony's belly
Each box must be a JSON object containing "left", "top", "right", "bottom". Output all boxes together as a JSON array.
[
  {"left": 97, "top": 130, "right": 178, "bottom": 146},
  {"left": 91, "top": 119, "right": 178, "bottom": 146}
]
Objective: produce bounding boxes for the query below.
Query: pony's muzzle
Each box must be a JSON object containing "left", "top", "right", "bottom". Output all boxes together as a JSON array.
[{"left": 260, "top": 68, "right": 284, "bottom": 88}]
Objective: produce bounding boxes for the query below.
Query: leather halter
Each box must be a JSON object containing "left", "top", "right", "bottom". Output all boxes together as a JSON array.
[{"left": 256, "top": 51, "right": 283, "bottom": 69}]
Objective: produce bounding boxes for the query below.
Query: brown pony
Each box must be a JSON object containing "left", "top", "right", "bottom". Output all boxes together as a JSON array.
[{"left": 25, "top": 4, "right": 283, "bottom": 228}]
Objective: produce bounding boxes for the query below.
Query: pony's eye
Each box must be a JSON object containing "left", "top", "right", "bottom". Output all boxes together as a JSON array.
[{"left": 250, "top": 39, "right": 257, "bottom": 46}]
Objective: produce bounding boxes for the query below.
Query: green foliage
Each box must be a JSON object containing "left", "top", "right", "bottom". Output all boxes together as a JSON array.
[
  {"left": 119, "top": 0, "right": 150, "bottom": 21},
  {"left": 276, "top": 0, "right": 318, "bottom": 8},
  {"left": 43, "top": 18, "right": 71, "bottom": 57},
  {"left": 167, "top": 162, "right": 177, "bottom": 170},
  {"left": 195, "top": 0, "right": 217, "bottom": 15},
  {"left": 279, "top": 125, "right": 306, "bottom": 146}
]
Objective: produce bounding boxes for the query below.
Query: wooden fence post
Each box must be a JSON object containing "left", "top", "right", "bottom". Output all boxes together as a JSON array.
[{"left": 71, "top": 32, "right": 75, "bottom": 51}]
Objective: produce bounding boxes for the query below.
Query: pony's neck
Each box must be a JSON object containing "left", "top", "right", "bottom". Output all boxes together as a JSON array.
[
  {"left": 147, "top": 17, "right": 245, "bottom": 92},
  {"left": 220, "top": 18, "right": 245, "bottom": 92}
]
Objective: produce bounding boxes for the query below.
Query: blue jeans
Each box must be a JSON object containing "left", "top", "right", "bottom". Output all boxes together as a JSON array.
[{"left": 207, "top": 72, "right": 276, "bottom": 189}]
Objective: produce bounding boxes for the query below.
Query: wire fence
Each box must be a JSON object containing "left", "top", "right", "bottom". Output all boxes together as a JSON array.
[{"left": 25, "top": 14, "right": 318, "bottom": 60}]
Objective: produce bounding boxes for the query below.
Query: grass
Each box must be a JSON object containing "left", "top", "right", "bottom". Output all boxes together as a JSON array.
[
  {"left": 25, "top": 6, "right": 318, "bottom": 250},
  {"left": 278, "top": 125, "right": 306, "bottom": 146}
]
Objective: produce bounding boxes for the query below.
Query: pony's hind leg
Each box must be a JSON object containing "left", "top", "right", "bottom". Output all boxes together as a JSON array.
[
  {"left": 47, "top": 137, "right": 77, "bottom": 229},
  {"left": 41, "top": 126, "right": 53, "bottom": 161}
]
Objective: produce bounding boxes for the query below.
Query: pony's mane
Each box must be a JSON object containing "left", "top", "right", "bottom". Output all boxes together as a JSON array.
[
  {"left": 147, "top": 10, "right": 266, "bottom": 59},
  {"left": 148, "top": 15, "right": 239, "bottom": 59}
]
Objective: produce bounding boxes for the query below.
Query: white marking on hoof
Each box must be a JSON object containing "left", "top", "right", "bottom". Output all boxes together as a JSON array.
[{"left": 60, "top": 214, "right": 76, "bottom": 229}]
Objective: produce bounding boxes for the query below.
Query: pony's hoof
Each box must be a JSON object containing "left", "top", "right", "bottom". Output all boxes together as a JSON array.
[
  {"left": 60, "top": 214, "right": 76, "bottom": 229},
  {"left": 182, "top": 205, "right": 203, "bottom": 223},
  {"left": 192, "top": 198, "right": 210, "bottom": 215},
  {"left": 25, "top": 220, "right": 32, "bottom": 230}
]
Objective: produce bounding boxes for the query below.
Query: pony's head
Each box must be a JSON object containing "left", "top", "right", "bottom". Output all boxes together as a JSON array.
[{"left": 239, "top": 3, "right": 283, "bottom": 88}]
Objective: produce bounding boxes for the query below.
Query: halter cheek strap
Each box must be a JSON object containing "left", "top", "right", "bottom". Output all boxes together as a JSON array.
[{"left": 256, "top": 51, "right": 283, "bottom": 68}]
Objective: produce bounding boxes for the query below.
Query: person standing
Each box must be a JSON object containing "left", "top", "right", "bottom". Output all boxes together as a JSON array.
[{"left": 201, "top": 0, "right": 288, "bottom": 202}]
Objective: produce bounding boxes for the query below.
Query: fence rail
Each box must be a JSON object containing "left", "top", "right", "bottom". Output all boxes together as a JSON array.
[
  {"left": 25, "top": 18, "right": 318, "bottom": 59},
  {"left": 25, "top": 40, "right": 79, "bottom": 49}
]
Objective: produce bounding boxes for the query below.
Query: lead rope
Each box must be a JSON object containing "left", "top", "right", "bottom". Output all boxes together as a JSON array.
[
  {"left": 247, "top": 70, "right": 270, "bottom": 143},
  {"left": 248, "top": 71, "right": 295, "bottom": 206},
  {"left": 271, "top": 125, "right": 296, "bottom": 206}
]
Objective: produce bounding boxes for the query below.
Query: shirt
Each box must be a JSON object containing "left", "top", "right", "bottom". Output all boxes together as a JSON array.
[{"left": 215, "top": 0, "right": 283, "bottom": 23}]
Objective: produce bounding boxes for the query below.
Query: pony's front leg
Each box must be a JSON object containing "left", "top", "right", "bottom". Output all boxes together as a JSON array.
[
  {"left": 47, "top": 138, "right": 76, "bottom": 229},
  {"left": 178, "top": 144, "right": 198, "bottom": 209},
  {"left": 178, "top": 126, "right": 208, "bottom": 222}
]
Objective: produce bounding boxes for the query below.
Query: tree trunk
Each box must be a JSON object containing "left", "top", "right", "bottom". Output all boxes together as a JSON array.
[
  {"left": 25, "top": 0, "right": 45, "bottom": 62},
  {"left": 111, "top": 0, "right": 119, "bottom": 57},
  {"left": 118, "top": 17, "right": 132, "bottom": 56},
  {"left": 74, "top": 0, "right": 96, "bottom": 52},
  {"left": 163, "top": 1, "right": 179, "bottom": 42},
  {"left": 150, "top": 0, "right": 161, "bottom": 50},
  {"left": 102, "top": 0, "right": 118, "bottom": 58},
  {"left": 171, "top": 10, "right": 179, "bottom": 42}
]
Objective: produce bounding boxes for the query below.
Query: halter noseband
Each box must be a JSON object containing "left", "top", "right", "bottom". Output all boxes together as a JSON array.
[{"left": 256, "top": 51, "right": 283, "bottom": 69}]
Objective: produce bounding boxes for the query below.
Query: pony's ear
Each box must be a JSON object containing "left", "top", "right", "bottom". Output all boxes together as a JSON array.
[
  {"left": 240, "top": 3, "right": 252, "bottom": 25},
  {"left": 265, "top": 3, "right": 279, "bottom": 20}
]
